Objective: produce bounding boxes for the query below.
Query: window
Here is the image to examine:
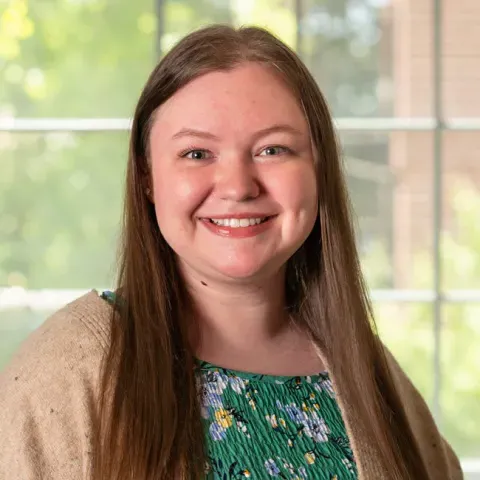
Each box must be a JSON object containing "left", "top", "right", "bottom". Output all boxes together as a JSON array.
[{"left": 1, "top": 0, "right": 479, "bottom": 475}]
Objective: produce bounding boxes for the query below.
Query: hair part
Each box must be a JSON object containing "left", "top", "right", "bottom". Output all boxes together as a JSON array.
[{"left": 92, "top": 24, "right": 431, "bottom": 480}]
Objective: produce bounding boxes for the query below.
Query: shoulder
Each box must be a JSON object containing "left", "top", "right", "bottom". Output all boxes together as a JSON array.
[
  {"left": 381, "top": 346, "right": 463, "bottom": 480},
  {"left": 0, "top": 290, "right": 114, "bottom": 479},
  {"left": 1, "top": 290, "right": 113, "bottom": 387}
]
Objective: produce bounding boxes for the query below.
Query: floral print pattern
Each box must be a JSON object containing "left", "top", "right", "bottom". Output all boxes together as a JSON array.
[{"left": 198, "top": 362, "right": 357, "bottom": 479}]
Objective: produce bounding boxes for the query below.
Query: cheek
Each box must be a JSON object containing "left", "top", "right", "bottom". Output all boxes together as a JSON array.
[
  {"left": 152, "top": 167, "right": 208, "bottom": 225},
  {"left": 269, "top": 163, "right": 318, "bottom": 214}
]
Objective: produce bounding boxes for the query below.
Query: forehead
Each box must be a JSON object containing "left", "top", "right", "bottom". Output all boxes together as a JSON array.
[{"left": 152, "top": 63, "right": 308, "bottom": 134}]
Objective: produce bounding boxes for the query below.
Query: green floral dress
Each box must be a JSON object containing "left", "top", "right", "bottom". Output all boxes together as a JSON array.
[{"left": 100, "top": 291, "right": 357, "bottom": 479}]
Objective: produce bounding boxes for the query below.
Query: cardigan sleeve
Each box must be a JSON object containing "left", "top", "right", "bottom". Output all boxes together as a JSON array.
[
  {"left": 383, "top": 347, "right": 464, "bottom": 480},
  {"left": 0, "top": 299, "right": 107, "bottom": 480}
]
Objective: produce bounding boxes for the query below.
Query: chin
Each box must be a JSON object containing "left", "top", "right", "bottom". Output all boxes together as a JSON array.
[
  {"left": 216, "top": 264, "right": 265, "bottom": 281},
  {"left": 212, "top": 259, "right": 271, "bottom": 281},
  {"left": 212, "top": 252, "right": 290, "bottom": 282}
]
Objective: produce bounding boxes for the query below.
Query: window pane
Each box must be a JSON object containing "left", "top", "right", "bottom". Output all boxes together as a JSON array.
[
  {"left": 341, "top": 131, "right": 434, "bottom": 289},
  {"left": 301, "top": 0, "right": 394, "bottom": 117},
  {"left": 163, "top": 0, "right": 233, "bottom": 48},
  {"left": 1, "top": 0, "right": 155, "bottom": 117},
  {"left": 444, "top": 1, "right": 480, "bottom": 117},
  {"left": 442, "top": 132, "right": 480, "bottom": 289},
  {"left": 3, "top": 0, "right": 454, "bottom": 121},
  {"left": 0, "top": 132, "right": 127, "bottom": 288},
  {"left": 442, "top": 304, "right": 480, "bottom": 459},
  {"left": 375, "top": 302, "right": 434, "bottom": 405},
  {"left": 389, "top": 0, "right": 434, "bottom": 118},
  {"left": 161, "top": 1, "right": 298, "bottom": 60},
  {"left": 0, "top": 134, "right": 437, "bottom": 292}
]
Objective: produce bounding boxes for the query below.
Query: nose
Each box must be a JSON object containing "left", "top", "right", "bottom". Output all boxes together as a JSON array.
[{"left": 215, "top": 155, "right": 260, "bottom": 201}]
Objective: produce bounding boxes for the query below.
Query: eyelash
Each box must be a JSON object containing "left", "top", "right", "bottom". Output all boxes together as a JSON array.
[
  {"left": 179, "top": 148, "right": 213, "bottom": 160},
  {"left": 179, "top": 145, "right": 292, "bottom": 160},
  {"left": 258, "top": 145, "right": 291, "bottom": 156}
]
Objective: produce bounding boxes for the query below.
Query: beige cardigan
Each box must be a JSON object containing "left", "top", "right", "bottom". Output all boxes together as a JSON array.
[{"left": 0, "top": 291, "right": 463, "bottom": 479}]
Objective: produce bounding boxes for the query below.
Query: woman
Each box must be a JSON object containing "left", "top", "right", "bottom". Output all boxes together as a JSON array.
[{"left": 0, "top": 25, "right": 462, "bottom": 479}]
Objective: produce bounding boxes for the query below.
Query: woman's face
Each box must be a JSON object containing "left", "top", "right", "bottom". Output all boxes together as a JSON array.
[{"left": 149, "top": 62, "right": 318, "bottom": 283}]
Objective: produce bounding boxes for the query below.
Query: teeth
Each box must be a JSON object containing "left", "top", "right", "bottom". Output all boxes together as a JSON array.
[{"left": 209, "top": 217, "right": 267, "bottom": 227}]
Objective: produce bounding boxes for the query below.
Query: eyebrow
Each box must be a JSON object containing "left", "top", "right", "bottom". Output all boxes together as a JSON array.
[{"left": 171, "top": 124, "right": 304, "bottom": 141}]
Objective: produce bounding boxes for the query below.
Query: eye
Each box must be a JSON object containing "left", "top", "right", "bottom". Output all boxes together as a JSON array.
[
  {"left": 182, "top": 149, "right": 213, "bottom": 160},
  {"left": 258, "top": 145, "right": 290, "bottom": 157}
]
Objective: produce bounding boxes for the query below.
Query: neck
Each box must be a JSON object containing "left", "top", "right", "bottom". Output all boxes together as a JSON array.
[
  {"left": 179, "top": 263, "right": 324, "bottom": 376},
  {"left": 181, "top": 264, "right": 291, "bottom": 358}
]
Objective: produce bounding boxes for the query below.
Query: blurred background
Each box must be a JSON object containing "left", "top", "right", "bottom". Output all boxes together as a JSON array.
[{"left": 0, "top": 0, "right": 479, "bottom": 475}]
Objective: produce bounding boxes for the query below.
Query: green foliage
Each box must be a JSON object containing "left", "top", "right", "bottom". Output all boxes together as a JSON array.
[
  {"left": 1, "top": 0, "right": 158, "bottom": 289},
  {"left": 0, "top": 132, "right": 127, "bottom": 288},
  {"left": 0, "top": 0, "right": 386, "bottom": 287}
]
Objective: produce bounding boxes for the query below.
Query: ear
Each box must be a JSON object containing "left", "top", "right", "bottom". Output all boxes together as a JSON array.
[
  {"left": 139, "top": 156, "right": 154, "bottom": 203},
  {"left": 144, "top": 177, "right": 154, "bottom": 203}
]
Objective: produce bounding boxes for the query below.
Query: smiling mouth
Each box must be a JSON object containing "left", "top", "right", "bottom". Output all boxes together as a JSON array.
[{"left": 205, "top": 216, "right": 274, "bottom": 228}]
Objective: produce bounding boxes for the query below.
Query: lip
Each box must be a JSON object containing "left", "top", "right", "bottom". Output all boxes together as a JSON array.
[
  {"left": 203, "top": 213, "right": 274, "bottom": 220},
  {"left": 199, "top": 215, "right": 277, "bottom": 238}
]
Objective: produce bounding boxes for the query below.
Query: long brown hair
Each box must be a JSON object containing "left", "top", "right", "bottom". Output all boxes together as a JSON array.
[{"left": 92, "top": 25, "right": 430, "bottom": 479}]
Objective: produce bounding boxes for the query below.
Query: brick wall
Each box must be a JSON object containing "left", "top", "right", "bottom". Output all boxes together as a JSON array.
[{"left": 390, "top": 0, "right": 480, "bottom": 287}]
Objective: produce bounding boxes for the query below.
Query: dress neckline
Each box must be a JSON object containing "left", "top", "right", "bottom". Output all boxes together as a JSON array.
[{"left": 196, "top": 359, "right": 329, "bottom": 384}]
